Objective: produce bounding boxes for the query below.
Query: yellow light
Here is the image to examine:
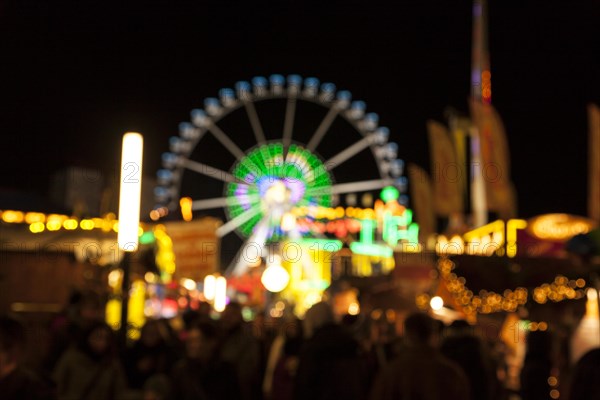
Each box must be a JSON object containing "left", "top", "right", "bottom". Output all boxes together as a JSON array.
[
  {"left": 112, "top": 221, "right": 119, "bottom": 233},
  {"left": 117, "top": 132, "right": 144, "bottom": 252},
  {"left": 144, "top": 272, "right": 156, "bottom": 283},
  {"left": 214, "top": 276, "right": 227, "bottom": 312},
  {"left": 348, "top": 302, "right": 360, "bottom": 315},
  {"left": 204, "top": 275, "right": 216, "bottom": 301},
  {"left": 2, "top": 210, "right": 24, "bottom": 223},
  {"left": 463, "top": 220, "right": 505, "bottom": 243},
  {"left": 93, "top": 218, "right": 104, "bottom": 228},
  {"left": 538, "top": 322, "right": 548, "bottom": 331},
  {"left": 550, "top": 389, "right": 559, "bottom": 399},
  {"left": 105, "top": 299, "right": 122, "bottom": 330},
  {"left": 46, "top": 220, "right": 62, "bottom": 231},
  {"left": 586, "top": 288, "right": 599, "bottom": 319},
  {"left": 507, "top": 219, "right": 527, "bottom": 257},
  {"left": 547, "top": 376, "right": 558, "bottom": 387},
  {"left": 128, "top": 280, "right": 146, "bottom": 333},
  {"left": 80, "top": 219, "right": 94, "bottom": 230},
  {"left": 25, "top": 212, "right": 45, "bottom": 224},
  {"left": 63, "top": 219, "right": 78, "bottom": 230},
  {"left": 108, "top": 269, "right": 123, "bottom": 289},
  {"left": 29, "top": 222, "right": 45, "bottom": 233},
  {"left": 180, "top": 197, "right": 193, "bottom": 222},
  {"left": 430, "top": 296, "right": 444, "bottom": 311},
  {"left": 529, "top": 213, "right": 595, "bottom": 241}
]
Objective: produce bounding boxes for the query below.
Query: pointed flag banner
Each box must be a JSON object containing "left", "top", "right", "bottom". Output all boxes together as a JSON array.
[
  {"left": 408, "top": 163, "right": 436, "bottom": 242},
  {"left": 427, "top": 120, "right": 463, "bottom": 216},
  {"left": 470, "top": 100, "right": 515, "bottom": 217},
  {"left": 589, "top": 104, "right": 600, "bottom": 223}
]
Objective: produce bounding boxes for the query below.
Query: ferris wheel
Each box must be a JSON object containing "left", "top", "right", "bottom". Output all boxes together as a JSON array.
[{"left": 154, "top": 74, "right": 407, "bottom": 276}]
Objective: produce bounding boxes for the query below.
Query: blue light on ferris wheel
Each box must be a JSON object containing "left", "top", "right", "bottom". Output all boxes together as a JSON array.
[
  {"left": 336, "top": 90, "right": 352, "bottom": 109},
  {"left": 252, "top": 76, "right": 267, "bottom": 88},
  {"left": 395, "top": 176, "right": 408, "bottom": 192},
  {"left": 157, "top": 169, "right": 173, "bottom": 185},
  {"left": 269, "top": 74, "right": 285, "bottom": 87},
  {"left": 319, "top": 82, "right": 336, "bottom": 102},
  {"left": 363, "top": 113, "right": 379, "bottom": 131},
  {"left": 349, "top": 100, "right": 366, "bottom": 119},
  {"left": 161, "top": 152, "right": 178, "bottom": 169},
  {"left": 219, "top": 88, "right": 236, "bottom": 107},
  {"left": 169, "top": 136, "right": 183, "bottom": 153},
  {"left": 178, "top": 122, "right": 197, "bottom": 140},
  {"left": 204, "top": 97, "right": 221, "bottom": 116},
  {"left": 287, "top": 74, "right": 302, "bottom": 87},
  {"left": 191, "top": 109, "right": 210, "bottom": 127},
  {"left": 304, "top": 77, "right": 319, "bottom": 89},
  {"left": 303, "top": 77, "right": 319, "bottom": 97},
  {"left": 154, "top": 186, "right": 170, "bottom": 202},
  {"left": 373, "top": 127, "right": 389, "bottom": 144},
  {"left": 390, "top": 159, "right": 404, "bottom": 177},
  {"left": 384, "top": 142, "right": 398, "bottom": 159},
  {"left": 251, "top": 76, "right": 268, "bottom": 97},
  {"left": 235, "top": 81, "right": 252, "bottom": 100}
]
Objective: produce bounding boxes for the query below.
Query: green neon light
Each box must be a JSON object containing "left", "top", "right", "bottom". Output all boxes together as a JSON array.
[
  {"left": 297, "top": 279, "right": 331, "bottom": 291},
  {"left": 380, "top": 186, "right": 400, "bottom": 203},
  {"left": 298, "top": 238, "right": 343, "bottom": 252},
  {"left": 139, "top": 231, "right": 155, "bottom": 245},
  {"left": 350, "top": 242, "right": 393, "bottom": 258},
  {"left": 359, "top": 219, "right": 376, "bottom": 245}
]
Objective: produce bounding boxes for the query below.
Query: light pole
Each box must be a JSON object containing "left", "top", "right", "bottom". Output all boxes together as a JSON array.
[{"left": 117, "top": 132, "right": 143, "bottom": 343}]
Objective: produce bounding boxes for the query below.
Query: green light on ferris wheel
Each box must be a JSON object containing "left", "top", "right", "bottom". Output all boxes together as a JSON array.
[{"left": 226, "top": 143, "right": 332, "bottom": 239}]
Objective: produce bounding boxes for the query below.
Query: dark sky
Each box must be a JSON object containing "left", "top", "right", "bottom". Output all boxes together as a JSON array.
[{"left": 0, "top": 0, "right": 598, "bottom": 218}]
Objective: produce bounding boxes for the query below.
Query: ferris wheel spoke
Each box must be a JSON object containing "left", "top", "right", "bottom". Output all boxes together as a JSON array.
[
  {"left": 226, "top": 215, "right": 271, "bottom": 276},
  {"left": 207, "top": 123, "right": 246, "bottom": 160},
  {"left": 325, "top": 136, "right": 373, "bottom": 170},
  {"left": 183, "top": 159, "right": 239, "bottom": 183},
  {"left": 215, "top": 206, "right": 262, "bottom": 238},
  {"left": 306, "top": 179, "right": 394, "bottom": 196},
  {"left": 191, "top": 197, "right": 230, "bottom": 211},
  {"left": 244, "top": 101, "right": 267, "bottom": 145},
  {"left": 282, "top": 96, "right": 297, "bottom": 149},
  {"left": 306, "top": 107, "right": 339, "bottom": 151}
]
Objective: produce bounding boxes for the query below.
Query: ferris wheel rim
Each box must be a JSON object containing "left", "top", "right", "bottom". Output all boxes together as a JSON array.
[{"left": 154, "top": 74, "right": 407, "bottom": 222}]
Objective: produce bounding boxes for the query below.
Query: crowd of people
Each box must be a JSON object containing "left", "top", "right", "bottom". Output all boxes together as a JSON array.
[{"left": 1, "top": 291, "right": 600, "bottom": 400}]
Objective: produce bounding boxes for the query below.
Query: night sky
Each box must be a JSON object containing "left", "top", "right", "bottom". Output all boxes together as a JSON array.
[{"left": 1, "top": 0, "right": 598, "bottom": 219}]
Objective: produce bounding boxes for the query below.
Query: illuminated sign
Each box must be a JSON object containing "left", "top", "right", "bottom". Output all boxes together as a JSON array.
[
  {"left": 527, "top": 214, "right": 596, "bottom": 242},
  {"left": 436, "top": 219, "right": 528, "bottom": 258}
]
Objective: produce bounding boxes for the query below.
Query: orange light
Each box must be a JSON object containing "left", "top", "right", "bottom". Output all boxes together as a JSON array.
[
  {"left": 149, "top": 210, "right": 160, "bottom": 221},
  {"left": 180, "top": 197, "right": 193, "bottom": 222}
]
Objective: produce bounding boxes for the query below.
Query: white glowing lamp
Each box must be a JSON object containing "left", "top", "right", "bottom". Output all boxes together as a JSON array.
[
  {"left": 281, "top": 212, "right": 297, "bottom": 232},
  {"left": 118, "top": 132, "right": 144, "bottom": 251},
  {"left": 204, "top": 275, "right": 216, "bottom": 301},
  {"left": 430, "top": 296, "right": 444, "bottom": 311},
  {"left": 261, "top": 255, "right": 290, "bottom": 293},
  {"left": 213, "top": 276, "right": 227, "bottom": 312}
]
